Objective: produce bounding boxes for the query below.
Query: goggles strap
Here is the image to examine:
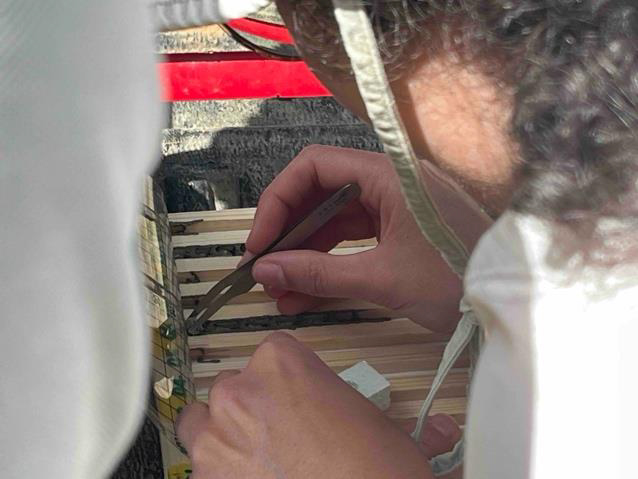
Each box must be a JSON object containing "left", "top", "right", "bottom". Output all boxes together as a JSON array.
[
  {"left": 331, "top": 0, "right": 469, "bottom": 278},
  {"left": 332, "top": 1, "right": 481, "bottom": 473}
]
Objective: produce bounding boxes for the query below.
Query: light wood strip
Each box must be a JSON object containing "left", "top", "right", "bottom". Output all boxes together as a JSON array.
[
  {"left": 176, "top": 217, "right": 255, "bottom": 234},
  {"left": 176, "top": 255, "right": 239, "bottom": 274},
  {"left": 170, "top": 210, "right": 256, "bottom": 234},
  {"left": 180, "top": 281, "right": 267, "bottom": 301},
  {"left": 173, "top": 230, "right": 249, "bottom": 247},
  {"left": 169, "top": 208, "right": 256, "bottom": 223},
  {"left": 189, "top": 323, "right": 449, "bottom": 359},
  {"left": 173, "top": 230, "right": 377, "bottom": 248},
  {"left": 189, "top": 318, "right": 445, "bottom": 351},
  {"left": 386, "top": 397, "right": 467, "bottom": 421},
  {"left": 386, "top": 370, "right": 468, "bottom": 402},
  {"left": 192, "top": 342, "right": 468, "bottom": 378}
]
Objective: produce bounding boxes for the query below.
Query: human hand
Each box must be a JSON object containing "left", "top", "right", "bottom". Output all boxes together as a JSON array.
[
  {"left": 244, "top": 145, "right": 490, "bottom": 332},
  {"left": 177, "top": 332, "right": 462, "bottom": 479}
]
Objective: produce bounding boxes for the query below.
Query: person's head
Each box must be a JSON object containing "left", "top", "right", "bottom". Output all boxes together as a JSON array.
[{"left": 275, "top": 0, "right": 638, "bottom": 261}]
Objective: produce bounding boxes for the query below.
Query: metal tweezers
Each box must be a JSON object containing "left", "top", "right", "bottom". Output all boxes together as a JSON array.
[{"left": 186, "top": 183, "right": 362, "bottom": 334}]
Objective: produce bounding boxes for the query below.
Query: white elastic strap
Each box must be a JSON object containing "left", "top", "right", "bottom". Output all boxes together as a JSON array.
[
  {"left": 331, "top": 0, "right": 469, "bottom": 278},
  {"left": 425, "top": 298, "right": 482, "bottom": 475},
  {"left": 412, "top": 307, "right": 478, "bottom": 439},
  {"left": 331, "top": 3, "right": 480, "bottom": 472}
]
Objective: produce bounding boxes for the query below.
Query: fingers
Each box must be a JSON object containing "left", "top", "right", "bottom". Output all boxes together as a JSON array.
[
  {"left": 248, "top": 331, "right": 328, "bottom": 374},
  {"left": 298, "top": 212, "right": 376, "bottom": 252},
  {"left": 263, "top": 284, "right": 288, "bottom": 299},
  {"left": 177, "top": 370, "right": 241, "bottom": 454},
  {"left": 210, "top": 370, "right": 241, "bottom": 390},
  {"left": 418, "top": 414, "right": 463, "bottom": 459},
  {"left": 246, "top": 212, "right": 377, "bottom": 286},
  {"left": 276, "top": 291, "right": 322, "bottom": 315},
  {"left": 176, "top": 401, "right": 210, "bottom": 454},
  {"left": 251, "top": 248, "right": 384, "bottom": 303},
  {"left": 245, "top": 145, "right": 386, "bottom": 256}
]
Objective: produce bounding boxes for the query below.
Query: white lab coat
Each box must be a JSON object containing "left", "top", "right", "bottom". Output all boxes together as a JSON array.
[{"left": 1, "top": 1, "right": 636, "bottom": 478}]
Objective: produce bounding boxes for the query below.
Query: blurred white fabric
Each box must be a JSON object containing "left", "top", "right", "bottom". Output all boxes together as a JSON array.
[
  {"left": 0, "top": 1, "right": 161, "bottom": 477},
  {"left": 152, "top": 0, "right": 272, "bottom": 30},
  {"left": 464, "top": 212, "right": 638, "bottom": 479}
]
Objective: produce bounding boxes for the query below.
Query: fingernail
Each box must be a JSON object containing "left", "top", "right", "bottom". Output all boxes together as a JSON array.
[
  {"left": 429, "top": 414, "right": 458, "bottom": 441},
  {"left": 252, "top": 262, "right": 286, "bottom": 288},
  {"left": 238, "top": 251, "right": 256, "bottom": 268}
]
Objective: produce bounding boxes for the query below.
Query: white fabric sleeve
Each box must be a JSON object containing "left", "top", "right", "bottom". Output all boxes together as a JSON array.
[
  {"left": 463, "top": 212, "right": 638, "bottom": 479},
  {"left": 0, "top": 1, "right": 162, "bottom": 477},
  {"left": 151, "top": 0, "right": 272, "bottom": 30}
]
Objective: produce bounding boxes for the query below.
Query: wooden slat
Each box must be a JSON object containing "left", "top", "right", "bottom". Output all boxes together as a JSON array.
[
  {"left": 386, "top": 370, "right": 468, "bottom": 402},
  {"left": 180, "top": 282, "right": 268, "bottom": 301},
  {"left": 169, "top": 208, "right": 258, "bottom": 223},
  {"left": 192, "top": 342, "right": 468, "bottom": 378},
  {"left": 169, "top": 208, "right": 257, "bottom": 234},
  {"left": 386, "top": 398, "right": 467, "bottom": 422},
  {"left": 173, "top": 230, "right": 250, "bottom": 247},
  {"left": 177, "top": 255, "right": 240, "bottom": 274},
  {"left": 189, "top": 318, "right": 448, "bottom": 352},
  {"left": 170, "top": 208, "right": 377, "bottom": 248},
  {"left": 174, "top": 231, "right": 376, "bottom": 248},
  {"left": 189, "top": 322, "right": 451, "bottom": 359}
]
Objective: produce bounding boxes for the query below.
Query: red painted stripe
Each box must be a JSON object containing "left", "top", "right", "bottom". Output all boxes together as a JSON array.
[
  {"left": 226, "top": 18, "right": 294, "bottom": 44},
  {"left": 159, "top": 53, "right": 330, "bottom": 101}
]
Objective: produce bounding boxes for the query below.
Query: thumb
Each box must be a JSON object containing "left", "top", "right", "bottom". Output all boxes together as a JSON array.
[
  {"left": 418, "top": 414, "right": 463, "bottom": 459},
  {"left": 176, "top": 401, "right": 209, "bottom": 455},
  {"left": 251, "top": 249, "right": 382, "bottom": 301}
]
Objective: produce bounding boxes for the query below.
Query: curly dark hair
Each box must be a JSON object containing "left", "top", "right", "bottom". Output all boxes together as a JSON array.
[
  {"left": 290, "top": 0, "right": 638, "bottom": 263},
  {"left": 482, "top": 0, "right": 638, "bottom": 264}
]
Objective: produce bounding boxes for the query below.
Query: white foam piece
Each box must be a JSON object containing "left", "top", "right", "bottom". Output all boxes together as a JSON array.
[{"left": 339, "top": 360, "right": 391, "bottom": 411}]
